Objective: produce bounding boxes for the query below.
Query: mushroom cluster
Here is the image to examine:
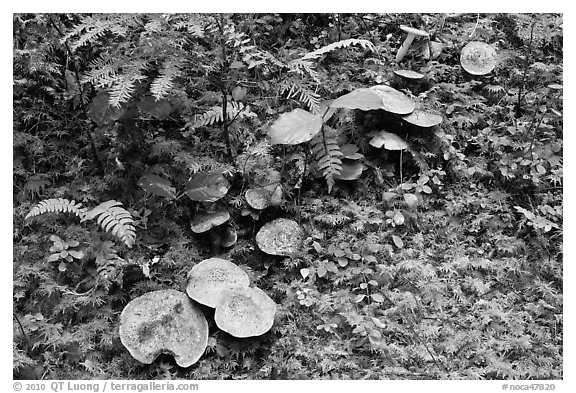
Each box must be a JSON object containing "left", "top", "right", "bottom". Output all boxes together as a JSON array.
[
  {"left": 119, "top": 258, "right": 278, "bottom": 367},
  {"left": 186, "top": 257, "right": 277, "bottom": 338}
]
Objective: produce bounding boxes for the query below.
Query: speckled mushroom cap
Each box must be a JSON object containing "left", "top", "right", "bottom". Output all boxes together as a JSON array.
[
  {"left": 256, "top": 218, "right": 304, "bottom": 256},
  {"left": 460, "top": 41, "right": 497, "bottom": 75},
  {"left": 119, "top": 289, "right": 208, "bottom": 367},
  {"left": 214, "top": 287, "right": 277, "bottom": 338},
  {"left": 402, "top": 110, "right": 443, "bottom": 128},
  {"left": 186, "top": 258, "right": 250, "bottom": 308},
  {"left": 394, "top": 69, "right": 425, "bottom": 80},
  {"left": 190, "top": 211, "right": 230, "bottom": 234},
  {"left": 369, "top": 85, "right": 415, "bottom": 115}
]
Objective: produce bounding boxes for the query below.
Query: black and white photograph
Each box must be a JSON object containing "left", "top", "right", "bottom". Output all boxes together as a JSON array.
[{"left": 11, "top": 9, "right": 565, "bottom": 388}]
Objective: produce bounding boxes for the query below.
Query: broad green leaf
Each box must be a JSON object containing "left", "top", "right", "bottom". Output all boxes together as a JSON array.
[
  {"left": 393, "top": 211, "right": 405, "bottom": 225},
  {"left": 137, "top": 96, "right": 172, "bottom": 119},
  {"left": 300, "top": 268, "right": 310, "bottom": 279},
  {"left": 330, "top": 89, "right": 383, "bottom": 111},
  {"left": 268, "top": 108, "right": 322, "bottom": 145},
  {"left": 185, "top": 171, "right": 231, "bottom": 202},
  {"left": 138, "top": 173, "right": 177, "bottom": 200},
  {"left": 87, "top": 91, "right": 126, "bottom": 126},
  {"left": 317, "top": 266, "right": 327, "bottom": 278}
]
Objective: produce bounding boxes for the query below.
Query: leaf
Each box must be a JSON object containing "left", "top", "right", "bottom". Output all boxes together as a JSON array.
[
  {"left": 48, "top": 254, "right": 60, "bottom": 262},
  {"left": 317, "top": 266, "right": 327, "bottom": 278},
  {"left": 371, "top": 293, "right": 385, "bottom": 303},
  {"left": 330, "top": 89, "right": 383, "bottom": 111},
  {"left": 87, "top": 91, "right": 125, "bottom": 126},
  {"left": 185, "top": 171, "right": 231, "bottom": 202},
  {"left": 369, "top": 131, "right": 408, "bottom": 150},
  {"left": 354, "top": 294, "right": 366, "bottom": 303},
  {"left": 393, "top": 211, "right": 405, "bottom": 225},
  {"left": 268, "top": 108, "right": 322, "bottom": 145},
  {"left": 300, "top": 268, "right": 310, "bottom": 279},
  {"left": 392, "top": 235, "right": 404, "bottom": 248},
  {"left": 68, "top": 250, "right": 85, "bottom": 259},
  {"left": 138, "top": 173, "right": 177, "bottom": 200},
  {"left": 404, "top": 193, "right": 418, "bottom": 209},
  {"left": 137, "top": 96, "right": 172, "bottom": 119}
]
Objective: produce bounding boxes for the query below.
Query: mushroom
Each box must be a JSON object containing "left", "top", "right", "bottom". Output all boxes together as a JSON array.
[
  {"left": 214, "top": 287, "right": 277, "bottom": 338},
  {"left": 393, "top": 69, "right": 425, "bottom": 81},
  {"left": 402, "top": 110, "right": 443, "bottom": 128},
  {"left": 119, "top": 289, "right": 208, "bottom": 367},
  {"left": 369, "top": 131, "right": 409, "bottom": 150},
  {"left": 460, "top": 41, "right": 497, "bottom": 76},
  {"left": 256, "top": 218, "right": 304, "bottom": 257},
  {"left": 368, "top": 85, "right": 415, "bottom": 115},
  {"left": 186, "top": 258, "right": 250, "bottom": 308},
  {"left": 221, "top": 226, "right": 237, "bottom": 248},
  {"left": 191, "top": 211, "right": 230, "bottom": 254},
  {"left": 245, "top": 184, "right": 283, "bottom": 211},
  {"left": 396, "top": 25, "right": 429, "bottom": 63}
]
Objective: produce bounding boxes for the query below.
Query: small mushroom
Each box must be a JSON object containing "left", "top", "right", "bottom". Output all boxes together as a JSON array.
[
  {"left": 119, "top": 289, "right": 208, "bottom": 367},
  {"left": 214, "top": 287, "right": 277, "bottom": 338},
  {"left": 186, "top": 258, "right": 250, "bottom": 308},
  {"left": 221, "top": 226, "right": 238, "bottom": 248},
  {"left": 369, "top": 131, "right": 409, "bottom": 150},
  {"left": 191, "top": 211, "right": 230, "bottom": 254},
  {"left": 402, "top": 110, "right": 443, "bottom": 128},
  {"left": 460, "top": 41, "right": 497, "bottom": 76},
  {"left": 396, "top": 25, "right": 429, "bottom": 63},
  {"left": 393, "top": 69, "right": 425, "bottom": 81},
  {"left": 256, "top": 218, "right": 304, "bottom": 256},
  {"left": 369, "top": 85, "right": 415, "bottom": 115}
]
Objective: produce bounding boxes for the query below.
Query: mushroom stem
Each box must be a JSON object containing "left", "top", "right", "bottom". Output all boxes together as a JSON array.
[{"left": 396, "top": 33, "right": 417, "bottom": 63}]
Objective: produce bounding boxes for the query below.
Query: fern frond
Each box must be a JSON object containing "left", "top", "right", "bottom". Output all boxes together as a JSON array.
[
  {"left": 310, "top": 126, "right": 343, "bottom": 193},
  {"left": 192, "top": 102, "right": 255, "bottom": 128},
  {"left": 301, "top": 38, "right": 376, "bottom": 61},
  {"left": 280, "top": 81, "right": 321, "bottom": 115},
  {"left": 150, "top": 58, "right": 184, "bottom": 100},
  {"left": 82, "top": 200, "right": 136, "bottom": 248},
  {"left": 287, "top": 59, "right": 321, "bottom": 83},
  {"left": 25, "top": 198, "right": 87, "bottom": 220},
  {"left": 81, "top": 54, "right": 118, "bottom": 87}
]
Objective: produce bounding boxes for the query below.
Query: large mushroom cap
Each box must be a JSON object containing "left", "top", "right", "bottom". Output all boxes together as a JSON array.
[
  {"left": 214, "top": 287, "right": 277, "bottom": 338},
  {"left": 256, "top": 218, "right": 304, "bottom": 256},
  {"left": 400, "top": 25, "right": 429, "bottom": 37},
  {"left": 119, "top": 289, "right": 208, "bottom": 367},
  {"left": 190, "top": 211, "right": 230, "bottom": 234},
  {"left": 460, "top": 41, "right": 497, "bottom": 75},
  {"left": 394, "top": 69, "right": 425, "bottom": 80},
  {"left": 369, "top": 85, "right": 415, "bottom": 115},
  {"left": 402, "top": 110, "right": 443, "bottom": 128},
  {"left": 186, "top": 258, "right": 250, "bottom": 308}
]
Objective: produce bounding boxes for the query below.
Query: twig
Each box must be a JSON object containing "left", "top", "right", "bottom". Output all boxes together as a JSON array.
[{"left": 469, "top": 13, "right": 480, "bottom": 38}]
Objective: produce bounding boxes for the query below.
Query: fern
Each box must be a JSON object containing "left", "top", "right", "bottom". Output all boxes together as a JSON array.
[
  {"left": 280, "top": 81, "right": 321, "bottom": 115},
  {"left": 192, "top": 102, "right": 255, "bottom": 128},
  {"left": 310, "top": 126, "right": 343, "bottom": 193},
  {"left": 150, "top": 57, "right": 185, "bottom": 100},
  {"left": 301, "top": 38, "right": 376, "bottom": 61},
  {"left": 25, "top": 198, "right": 86, "bottom": 220},
  {"left": 82, "top": 201, "right": 136, "bottom": 248},
  {"left": 25, "top": 198, "right": 136, "bottom": 248}
]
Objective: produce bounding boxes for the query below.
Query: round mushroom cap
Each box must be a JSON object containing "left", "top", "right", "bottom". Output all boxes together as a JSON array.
[
  {"left": 119, "top": 289, "right": 208, "bottom": 367},
  {"left": 245, "top": 188, "right": 269, "bottom": 210},
  {"left": 256, "top": 218, "right": 304, "bottom": 256},
  {"left": 186, "top": 258, "right": 250, "bottom": 308},
  {"left": 369, "top": 85, "right": 415, "bottom": 115},
  {"left": 394, "top": 69, "right": 425, "bottom": 80},
  {"left": 400, "top": 25, "right": 429, "bottom": 37},
  {"left": 402, "top": 110, "right": 443, "bottom": 128},
  {"left": 191, "top": 211, "right": 230, "bottom": 234},
  {"left": 460, "top": 41, "right": 497, "bottom": 75},
  {"left": 369, "top": 131, "right": 409, "bottom": 150},
  {"left": 214, "top": 287, "right": 277, "bottom": 338}
]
